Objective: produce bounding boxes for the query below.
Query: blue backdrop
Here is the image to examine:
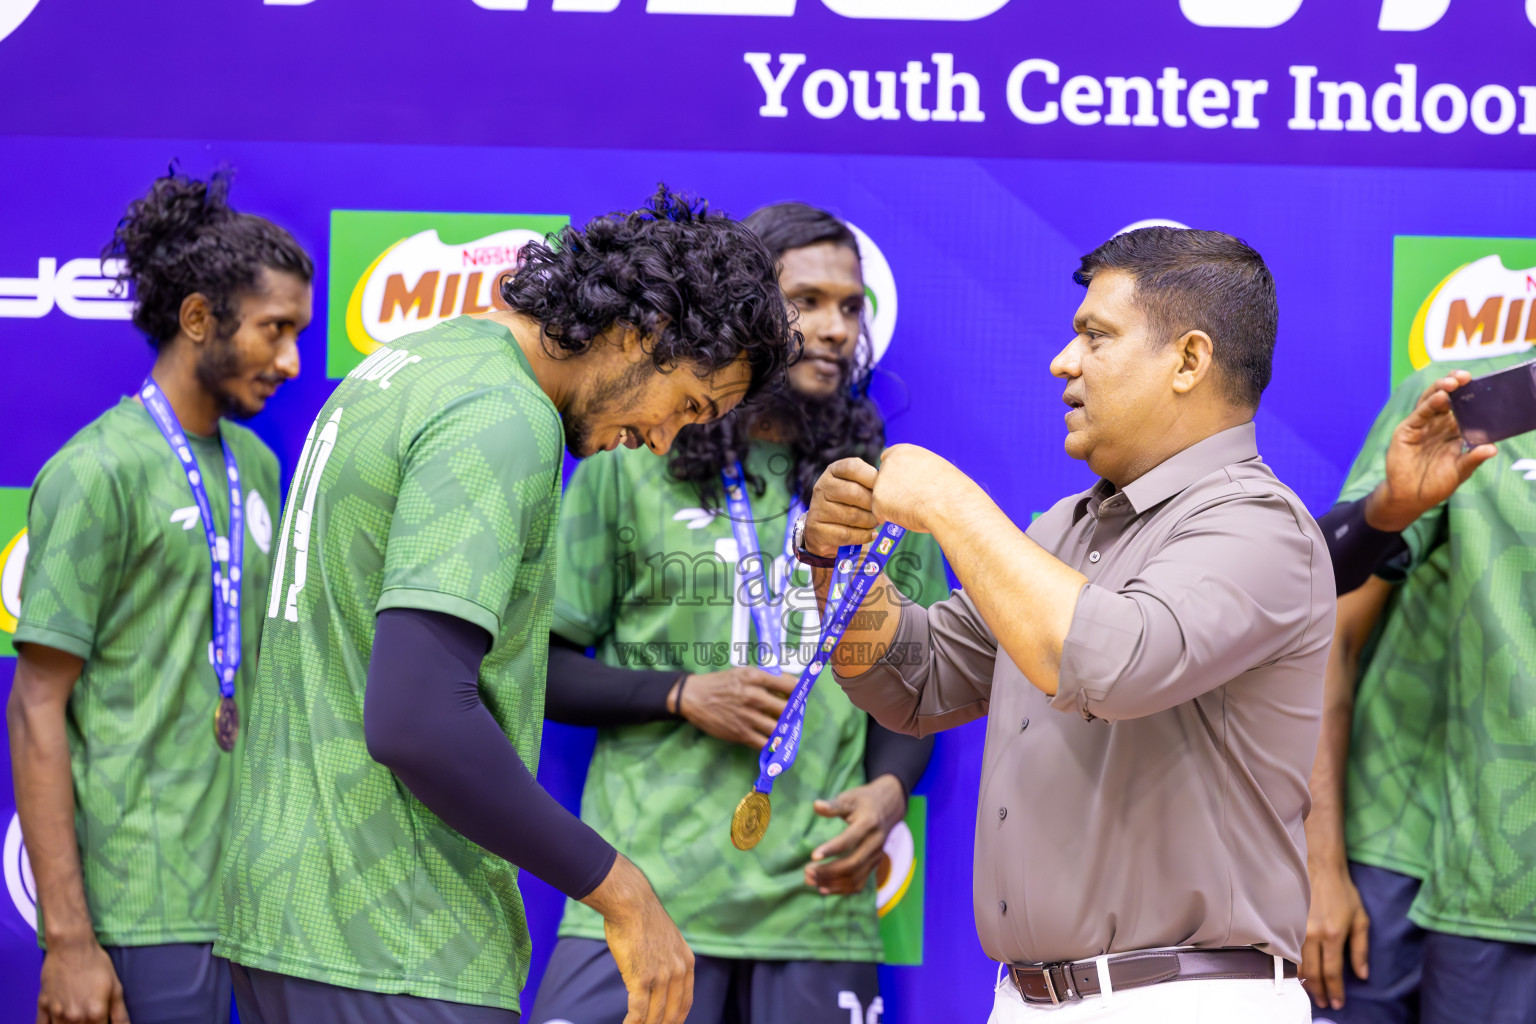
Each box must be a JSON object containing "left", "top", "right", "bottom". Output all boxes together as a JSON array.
[{"left": 0, "top": 1, "right": 1534, "bottom": 1020}]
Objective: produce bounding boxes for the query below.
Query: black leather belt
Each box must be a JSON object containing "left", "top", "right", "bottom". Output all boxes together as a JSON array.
[{"left": 1008, "top": 946, "right": 1297, "bottom": 1005}]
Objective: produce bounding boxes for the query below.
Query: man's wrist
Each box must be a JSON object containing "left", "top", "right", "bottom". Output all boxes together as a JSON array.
[
  {"left": 582, "top": 853, "right": 652, "bottom": 922},
  {"left": 792, "top": 512, "right": 838, "bottom": 567},
  {"left": 1362, "top": 485, "right": 1411, "bottom": 534},
  {"left": 870, "top": 772, "right": 909, "bottom": 823},
  {"left": 43, "top": 924, "right": 98, "bottom": 949}
]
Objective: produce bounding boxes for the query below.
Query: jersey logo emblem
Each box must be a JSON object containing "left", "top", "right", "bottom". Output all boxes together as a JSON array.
[
  {"left": 673, "top": 507, "right": 718, "bottom": 530},
  {"left": 1512, "top": 458, "right": 1536, "bottom": 481},
  {"left": 247, "top": 489, "right": 273, "bottom": 555},
  {"left": 170, "top": 505, "right": 200, "bottom": 530}
]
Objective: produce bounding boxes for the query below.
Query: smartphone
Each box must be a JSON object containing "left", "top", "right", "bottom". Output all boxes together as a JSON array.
[{"left": 1448, "top": 359, "right": 1536, "bottom": 447}]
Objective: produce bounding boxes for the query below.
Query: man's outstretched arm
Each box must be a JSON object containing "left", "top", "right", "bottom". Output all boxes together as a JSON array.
[
  {"left": 804, "top": 452, "right": 1083, "bottom": 696},
  {"left": 1323, "top": 370, "right": 1496, "bottom": 593}
]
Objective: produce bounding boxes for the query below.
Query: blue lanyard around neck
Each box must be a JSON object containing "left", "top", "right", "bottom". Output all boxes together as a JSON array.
[
  {"left": 720, "top": 462, "right": 802, "bottom": 674},
  {"left": 139, "top": 378, "right": 243, "bottom": 701},
  {"left": 719, "top": 463, "right": 906, "bottom": 795}
]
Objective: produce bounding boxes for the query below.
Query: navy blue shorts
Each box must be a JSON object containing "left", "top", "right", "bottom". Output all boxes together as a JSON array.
[
  {"left": 529, "top": 937, "right": 881, "bottom": 1024},
  {"left": 1313, "top": 862, "right": 1536, "bottom": 1024},
  {"left": 231, "top": 964, "right": 518, "bottom": 1024},
  {"left": 102, "top": 943, "right": 231, "bottom": 1024}
]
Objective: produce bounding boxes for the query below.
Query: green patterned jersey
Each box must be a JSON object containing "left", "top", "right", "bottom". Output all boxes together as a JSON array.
[
  {"left": 14, "top": 398, "right": 279, "bottom": 947},
  {"left": 1337, "top": 398, "right": 1450, "bottom": 880},
  {"left": 1346, "top": 354, "right": 1536, "bottom": 943},
  {"left": 215, "top": 317, "right": 563, "bottom": 1012},
  {"left": 554, "top": 442, "right": 950, "bottom": 961}
]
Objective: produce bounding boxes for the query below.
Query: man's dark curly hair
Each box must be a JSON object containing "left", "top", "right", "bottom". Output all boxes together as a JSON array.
[
  {"left": 104, "top": 168, "right": 314, "bottom": 349},
  {"left": 668, "top": 201, "right": 885, "bottom": 508},
  {"left": 501, "top": 185, "right": 796, "bottom": 404}
]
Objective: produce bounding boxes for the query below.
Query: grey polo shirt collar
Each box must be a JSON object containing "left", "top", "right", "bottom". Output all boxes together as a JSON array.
[{"left": 1078, "top": 421, "right": 1261, "bottom": 521}]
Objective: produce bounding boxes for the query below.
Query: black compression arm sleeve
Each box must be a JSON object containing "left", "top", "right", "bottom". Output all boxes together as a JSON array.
[
  {"left": 543, "top": 635, "right": 682, "bottom": 727},
  {"left": 863, "top": 716, "right": 934, "bottom": 799},
  {"left": 364, "top": 608, "right": 617, "bottom": 901},
  {"left": 1318, "top": 495, "right": 1409, "bottom": 595}
]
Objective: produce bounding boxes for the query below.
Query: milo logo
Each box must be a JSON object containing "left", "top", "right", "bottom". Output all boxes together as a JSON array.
[
  {"left": 1408, "top": 255, "right": 1535, "bottom": 367},
  {"left": 0, "top": 486, "right": 29, "bottom": 656},
  {"left": 1393, "top": 236, "right": 1536, "bottom": 385},
  {"left": 327, "top": 211, "right": 569, "bottom": 378}
]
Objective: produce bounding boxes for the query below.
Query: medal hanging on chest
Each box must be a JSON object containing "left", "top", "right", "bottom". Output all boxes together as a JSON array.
[
  {"left": 717, "top": 464, "right": 906, "bottom": 850},
  {"left": 139, "top": 379, "right": 245, "bottom": 753}
]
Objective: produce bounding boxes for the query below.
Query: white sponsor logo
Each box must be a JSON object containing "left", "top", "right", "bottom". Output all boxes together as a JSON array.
[
  {"left": 247, "top": 489, "right": 272, "bottom": 555},
  {"left": 0, "top": 258, "right": 132, "bottom": 320},
  {"left": 346, "top": 229, "right": 542, "bottom": 353},
  {"left": 673, "top": 507, "right": 718, "bottom": 529},
  {"left": 347, "top": 345, "right": 423, "bottom": 390},
  {"left": 4, "top": 815, "right": 35, "bottom": 932},
  {"left": 1411, "top": 255, "right": 1535, "bottom": 366},
  {"left": 1512, "top": 458, "right": 1536, "bottom": 481},
  {"left": 845, "top": 223, "right": 898, "bottom": 365},
  {"left": 0, "top": 0, "right": 41, "bottom": 44}
]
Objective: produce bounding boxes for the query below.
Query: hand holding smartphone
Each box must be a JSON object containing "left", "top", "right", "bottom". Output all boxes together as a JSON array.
[{"left": 1448, "top": 360, "right": 1536, "bottom": 447}]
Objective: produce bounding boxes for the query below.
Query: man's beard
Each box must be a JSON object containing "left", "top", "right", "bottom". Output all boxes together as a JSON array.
[
  {"left": 746, "top": 377, "right": 846, "bottom": 444},
  {"left": 561, "top": 358, "right": 657, "bottom": 457},
  {"left": 195, "top": 334, "right": 261, "bottom": 422}
]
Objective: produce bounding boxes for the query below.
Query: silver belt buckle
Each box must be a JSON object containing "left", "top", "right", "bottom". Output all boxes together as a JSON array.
[{"left": 1040, "top": 963, "right": 1075, "bottom": 1004}]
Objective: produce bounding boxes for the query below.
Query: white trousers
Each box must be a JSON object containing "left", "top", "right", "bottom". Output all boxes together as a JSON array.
[{"left": 986, "top": 965, "right": 1312, "bottom": 1023}]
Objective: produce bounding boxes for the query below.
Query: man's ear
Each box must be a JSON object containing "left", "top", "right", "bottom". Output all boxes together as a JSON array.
[
  {"left": 1170, "top": 330, "right": 1215, "bottom": 395},
  {"left": 179, "top": 293, "right": 215, "bottom": 347}
]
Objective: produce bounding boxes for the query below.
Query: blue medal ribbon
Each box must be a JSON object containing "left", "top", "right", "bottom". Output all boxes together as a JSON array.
[
  {"left": 753, "top": 522, "right": 904, "bottom": 795},
  {"left": 720, "top": 463, "right": 801, "bottom": 676},
  {"left": 139, "top": 379, "right": 244, "bottom": 714},
  {"left": 720, "top": 463, "right": 906, "bottom": 798}
]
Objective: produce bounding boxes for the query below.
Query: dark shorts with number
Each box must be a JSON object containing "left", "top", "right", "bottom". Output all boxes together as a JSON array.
[
  {"left": 231, "top": 964, "right": 520, "bottom": 1024},
  {"left": 528, "top": 936, "right": 881, "bottom": 1024},
  {"left": 1312, "top": 862, "right": 1536, "bottom": 1024},
  {"left": 100, "top": 942, "right": 231, "bottom": 1024}
]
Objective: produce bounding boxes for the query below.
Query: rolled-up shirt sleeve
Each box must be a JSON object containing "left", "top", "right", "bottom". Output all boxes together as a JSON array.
[
  {"left": 834, "top": 588, "right": 998, "bottom": 737},
  {"left": 1052, "top": 490, "right": 1332, "bottom": 722}
]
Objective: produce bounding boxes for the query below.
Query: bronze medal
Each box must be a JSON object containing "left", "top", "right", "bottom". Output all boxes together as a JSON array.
[
  {"left": 730, "top": 790, "right": 772, "bottom": 851},
  {"left": 214, "top": 695, "right": 240, "bottom": 753}
]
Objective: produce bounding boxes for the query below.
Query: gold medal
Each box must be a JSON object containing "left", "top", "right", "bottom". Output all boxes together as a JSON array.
[
  {"left": 730, "top": 790, "right": 772, "bottom": 850},
  {"left": 214, "top": 696, "right": 240, "bottom": 753}
]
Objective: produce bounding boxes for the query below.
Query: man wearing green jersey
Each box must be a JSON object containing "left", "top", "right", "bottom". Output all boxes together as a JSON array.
[
  {"left": 8, "top": 171, "right": 313, "bottom": 1024},
  {"left": 531, "top": 203, "right": 946, "bottom": 1024},
  {"left": 216, "top": 190, "right": 795, "bottom": 1024},
  {"left": 1305, "top": 354, "right": 1536, "bottom": 1024}
]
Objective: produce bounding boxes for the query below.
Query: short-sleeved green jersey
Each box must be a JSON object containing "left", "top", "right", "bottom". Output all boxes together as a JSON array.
[
  {"left": 14, "top": 398, "right": 280, "bottom": 947},
  {"left": 1347, "top": 354, "right": 1536, "bottom": 943},
  {"left": 554, "top": 442, "right": 950, "bottom": 961},
  {"left": 1336, "top": 398, "right": 1450, "bottom": 879},
  {"left": 215, "top": 317, "right": 563, "bottom": 1012}
]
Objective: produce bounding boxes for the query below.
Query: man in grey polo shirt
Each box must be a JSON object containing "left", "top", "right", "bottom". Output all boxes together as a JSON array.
[{"left": 794, "top": 228, "right": 1330, "bottom": 1021}]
